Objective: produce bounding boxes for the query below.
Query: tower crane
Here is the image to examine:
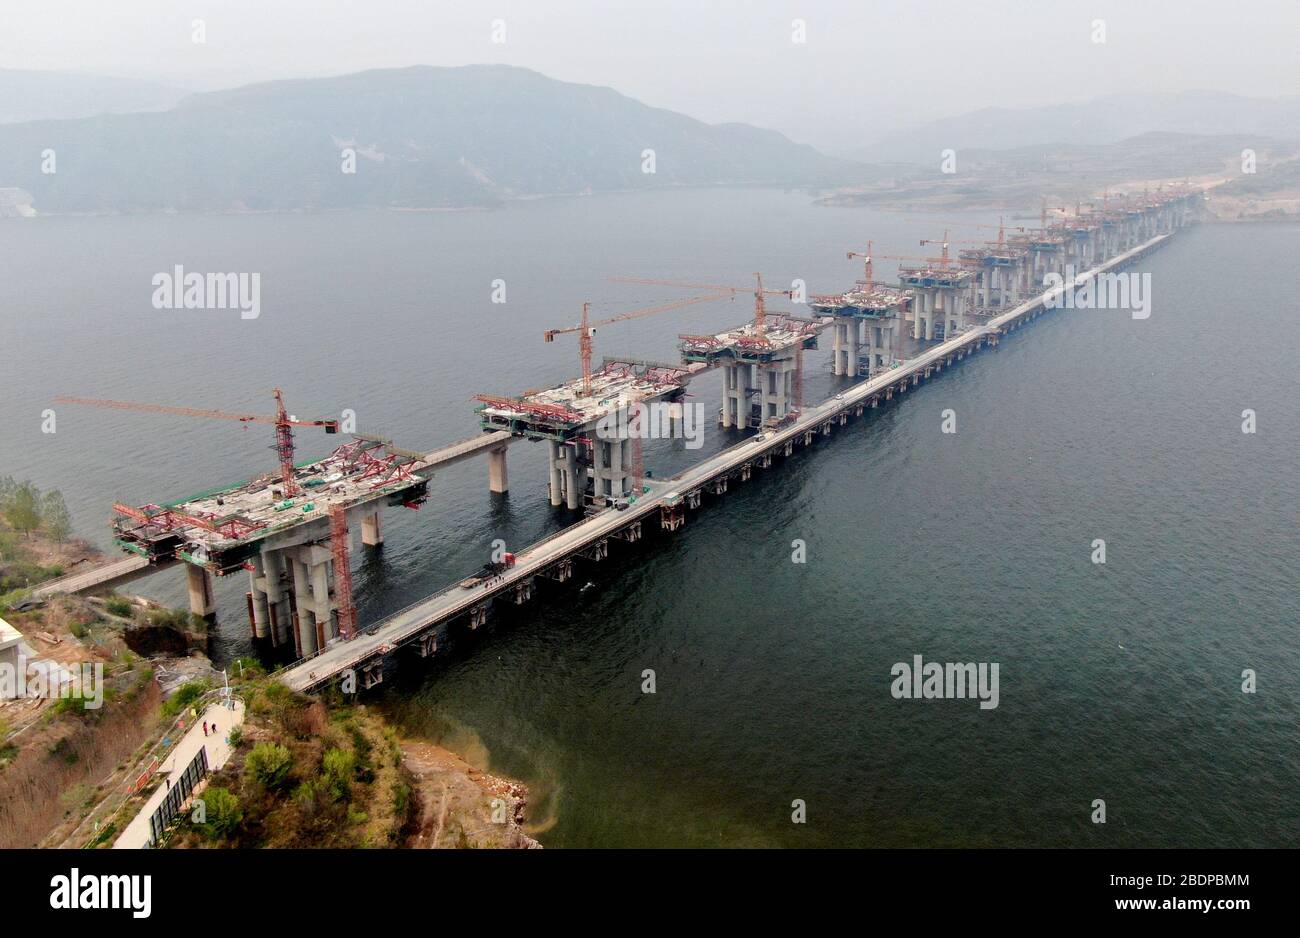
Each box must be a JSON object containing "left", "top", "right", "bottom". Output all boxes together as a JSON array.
[
  {"left": 53, "top": 389, "right": 339, "bottom": 498},
  {"left": 544, "top": 293, "right": 729, "bottom": 394},
  {"left": 922, "top": 217, "right": 1026, "bottom": 244},
  {"left": 610, "top": 273, "right": 791, "bottom": 338},
  {"left": 846, "top": 240, "right": 877, "bottom": 284},
  {"left": 871, "top": 246, "right": 958, "bottom": 269}
]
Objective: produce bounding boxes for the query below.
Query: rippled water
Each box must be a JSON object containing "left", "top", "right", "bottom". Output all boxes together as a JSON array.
[{"left": 2, "top": 193, "right": 1295, "bottom": 846}]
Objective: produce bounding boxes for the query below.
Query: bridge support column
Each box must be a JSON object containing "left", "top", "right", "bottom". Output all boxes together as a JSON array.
[
  {"left": 592, "top": 436, "right": 631, "bottom": 499},
  {"left": 721, "top": 362, "right": 753, "bottom": 429},
  {"left": 758, "top": 353, "right": 797, "bottom": 424},
  {"left": 548, "top": 441, "right": 564, "bottom": 507},
  {"left": 361, "top": 511, "right": 383, "bottom": 547},
  {"left": 186, "top": 564, "right": 215, "bottom": 619},
  {"left": 261, "top": 548, "right": 290, "bottom": 646},
  {"left": 247, "top": 556, "right": 270, "bottom": 640},
  {"left": 487, "top": 445, "right": 509, "bottom": 494},
  {"left": 310, "top": 555, "right": 334, "bottom": 648},
  {"left": 832, "top": 319, "right": 860, "bottom": 377},
  {"left": 549, "top": 441, "right": 586, "bottom": 510},
  {"left": 563, "top": 442, "right": 585, "bottom": 510},
  {"left": 290, "top": 553, "right": 318, "bottom": 656}
]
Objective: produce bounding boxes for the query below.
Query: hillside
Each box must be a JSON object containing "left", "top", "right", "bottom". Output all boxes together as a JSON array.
[
  {"left": 845, "top": 90, "right": 1300, "bottom": 165},
  {"left": 0, "top": 69, "right": 187, "bottom": 124},
  {"left": 820, "top": 132, "right": 1299, "bottom": 213},
  {"left": 0, "top": 65, "right": 867, "bottom": 214}
]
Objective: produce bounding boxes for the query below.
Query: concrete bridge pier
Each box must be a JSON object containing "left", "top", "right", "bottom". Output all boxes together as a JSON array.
[
  {"left": 487, "top": 445, "right": 509, "bottom": 494},
  {"left": 259, "top": 548, "right": 292, "bottom": 646},
  {"left": 913, "top": 291, "right": 932, "bottom": 340},
  {"left": 283, "top": 543, "right": 339, "bottom": 657},
  {"left": 831, "top": 318, "right": 860, "bottom": 377},
  {"left": 863, "top": 317, "right": 901, "bottom": 375},
  {"left": 361, "top": 511, "right": 383, "bottom": 547},
  {"left": 945, "top": 289, "right": 968, "bottom": 335},
  {"left": 721, "top": 362, "right": 754, "bottom": 429},
  {"left": 186, "top": 564, "right": 216, "bottom": 619},
  {"left": 758, "top": 355, "right": 797, "bottom": 423},
  {"left": 564, "top": 443, "right": 586, "bottom": 509},
  {"left": 591, "top": 435, "right": 632, "bottom": 499},
  {"left": 547, "top": 441, "right": 564, "bottom": 507},
  {"left": 549, "top": 440, "right": 587, "bottom": 509},
  {"left": 289, "top": 552, "right": 316, "bottom": 656},
  {"left": 247, "top": 555, "right": 271, "bottom": 640}
]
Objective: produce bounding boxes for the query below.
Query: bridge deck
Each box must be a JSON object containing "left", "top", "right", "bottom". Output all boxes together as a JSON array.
[
  {"left": 415, "top": 430, "right": 512, "bottom": 471},
  {"left": 32, "top": 554, "right": 158, "bottom": 598},
  {"left": 278, "top": 233, "right": 1170, "bottom": 693}
]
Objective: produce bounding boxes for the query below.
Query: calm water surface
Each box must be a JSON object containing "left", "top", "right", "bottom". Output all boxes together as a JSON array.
[{"left": 1, "top": 192, "right": 1295, "bottom": 846}]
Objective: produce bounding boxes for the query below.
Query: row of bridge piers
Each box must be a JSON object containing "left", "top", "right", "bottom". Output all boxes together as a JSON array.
[
  {"left": 280, "top": 222, "right": 1183, "bottom": 693},
  {"left": 816, "top": 192, "right": 1198, "bottom": 381},
  {"left": 336, "top": 327, "right": 1018, "bottom": 690}
]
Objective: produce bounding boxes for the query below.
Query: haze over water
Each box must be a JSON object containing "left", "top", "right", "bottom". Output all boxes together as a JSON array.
[{"left": 1, "top": 190, "right": 1295, "bottom": 847}]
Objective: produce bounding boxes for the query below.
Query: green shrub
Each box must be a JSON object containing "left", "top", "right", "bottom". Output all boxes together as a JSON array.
[
  {"left": 292, "top": 780, "right": 316, "bottom": 812},
  {"left": 392, "top": 782, "right": 410, "bottom": 819},
  {"left": 0, "top": 560, "right": 62, "bottom": 592},
  {"left": 0, "top": 588, "right": 30, "bottom": 613},
  {"left": 321, "top": 748, "right": 356, "bottom": 801},
  {"left": 161, "top": 680, "right": 209, "bottom": 718},
  {"left": 230, "top": 657, "right": 264, "bottom": 679},
  {"left": 201, "top": 787, "right": 242, "bottom": 838},
  {"left": 245, "top": 741, "right": 292, "bottom": 790},
  {"left": 104, "top": 596, "right": 134, "bottom": 618}
]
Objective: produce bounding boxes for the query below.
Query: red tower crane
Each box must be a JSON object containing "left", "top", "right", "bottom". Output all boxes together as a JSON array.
[
  {"left": 923, "top": 217, "right": 1026, "bottom": 244},
  {"left": 54, "top": 389, "right": 340, "bottom": 498},
  {"left": 544, "top": 293, "right": 729, "bottom": 394},
  {"left": 846, "top": 240, "right": 875, "bottom": 284},
  {"left": 611, "top": 274, "right": 791, "bottom": 338}
]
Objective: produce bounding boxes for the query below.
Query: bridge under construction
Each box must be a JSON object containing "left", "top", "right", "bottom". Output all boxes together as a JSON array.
[{"left": 38, "top": 187, "right": 1202, "bottom": 691}]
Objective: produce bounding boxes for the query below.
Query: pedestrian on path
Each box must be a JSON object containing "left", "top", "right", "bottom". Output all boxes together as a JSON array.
[{"left": 203, "top": 721, "right": 208, "bottom": 737}]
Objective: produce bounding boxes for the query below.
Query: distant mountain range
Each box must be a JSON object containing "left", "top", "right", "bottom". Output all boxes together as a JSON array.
[
  {"left": 0, "top": 65, "right": 868, "bottom": 214},
  {"left": 0, "top": 69, "right": 187, "bottom": 124},
  {"left": 4, "top": 71, "right": 1297, "bottom": 216},
  {"left": 845, "top": 91, "right": 1300, "bottom": 164}
]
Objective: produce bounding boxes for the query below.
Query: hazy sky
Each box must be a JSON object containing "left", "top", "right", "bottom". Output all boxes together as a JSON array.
[{"left": 3, "top": 0, "right": 1297, "bottom": 147}]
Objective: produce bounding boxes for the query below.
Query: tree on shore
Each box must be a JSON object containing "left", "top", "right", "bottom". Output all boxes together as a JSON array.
[
  {"left": 0, "top": 477, "right": 72, "bottom": 541},
  {"left": 1, "top": 481, "right": 41, "bottom": 538},
  {"left": 41, "top": 490, "right": 71, "bottom": 542}
]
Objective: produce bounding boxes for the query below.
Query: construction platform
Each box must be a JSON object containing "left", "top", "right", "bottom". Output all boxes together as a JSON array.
[
  {"left": 677, "top": 312, "right": 829, "bottom": 364},
  {"left": 112, "top": 437, "right": 429, "bottom": 576},
  {"left": 809, "top": 284, "right": 910, "bottom": 319},
  {"left": 475, "top": 360, "right": 692, "bottom": 441}
]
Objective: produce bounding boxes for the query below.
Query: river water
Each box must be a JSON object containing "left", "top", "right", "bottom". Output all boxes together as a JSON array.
[{"left": 1, "top": 191, "right": 1295, "bottom": 847}]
